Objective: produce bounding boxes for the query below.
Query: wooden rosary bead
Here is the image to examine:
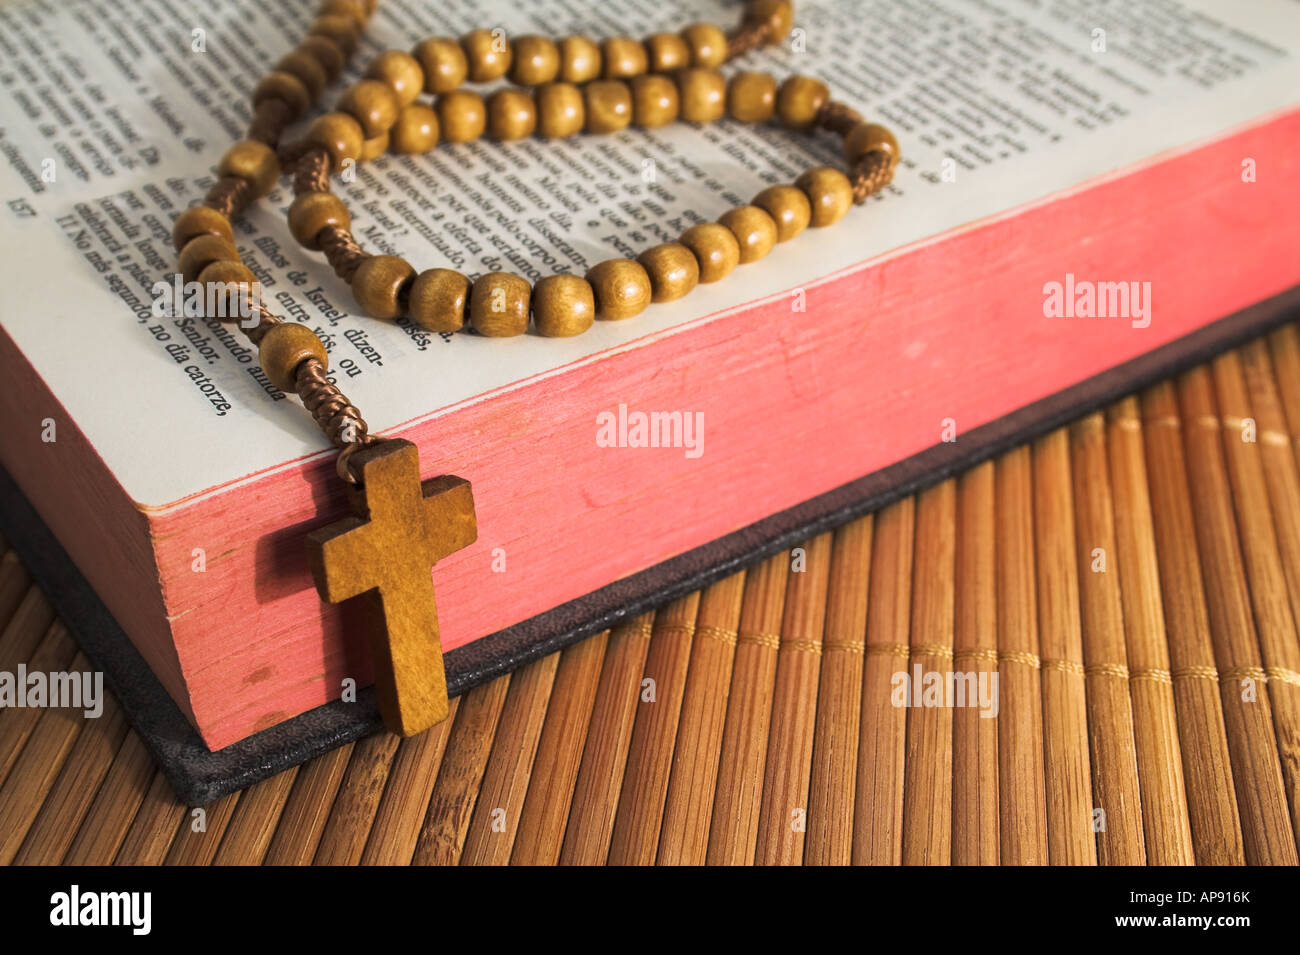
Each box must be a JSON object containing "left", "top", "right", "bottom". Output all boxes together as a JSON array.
[
  {"left": 276, "top": 50, "right": 327, "bottom": 100},
  {"left": 461, "top": 28, "right": 512, "bottom": 84},
  {"left": 558, "top": 36, "right": 602, "bottom": 84},
  {"left": 776, "top": 75, "right": 829, "bottom": 129},
  {"left": 366, "top": 50, "right": 425, "bottom": 107},
  {"left": 319, "top": 0, "right": 367, "bottom": 26},
  {"left": 630, "top": 75, "right": 679, "bottom": 129},
  {"left": 172, "top": 206, "right": 233, "bottom": 253},
  {"left": 409, "top": 268, "right": 469, "bottom": 332},
  {"left": 601, "top": 37, "right": 648, "bottom": 79},
  {"left": 308, "top": 14, "right": 359, "bottom": 55},
  {"left": 300, "top": 36, "right": 346, "bottom": 82},
  {"left": 637, "top": 242, "right": 699, "bottom": 302},
  {"left": 360, "top": 132, "right": 389, "bottom": 160},
  {"left": 437, "top": 90, "right": 487, "bottom": 143},
  {"left": 718, "top": 205, "right": 778, "bottom": 263},
  {"left": 844, "top": 121, "right": 901, "bottom": 170},
  {"left": 727, "top": 71, "right": 777, "bottom": 123},
  {"left": 178, "top": 234, "right": 239, "bottom": 282},
  {"left": 288, "top": 192, "right": 350, "bottom": 250},
  {"left": 196, "top": 260, "right": 259, "bottom": 323},
  {"left": 305, "top": 112, "right": 365, "bottom": 172},
  {"left": 645, "top": 33, "right": 690, "bottom": 73},
  {"left": 796, "top": 166, "right": 855, "bottom": 226},
  {"left": 470, "top": 272, "right": 531, "bottom": 337},
  {"left": 510, "top": 35, "right": 560, "bottom": 87},
  {"left": 352, "top": 254, "right": 415, "bottom": 319},
  {"left": 339, "top": 80, "right": 401, "bottom": 138},
  {"left": 389, "top": 104, "right": 439, "bottom": 154},
  {"left": 535, "top": 82, "right": 585, "bottom": 138},
  {"left": 584, "top": 80, "right": 632, "bottom": 134},
  {"left": 677, "top": 68, "right": 726, "bottom": 123},
  {"left": 753, "top": 184, "right": 811, "bottom": 242},
  {"left": 587, "top": 258, "right": 652, "bottom": 321},
  {"left": 412, "top": 37, "right": 468, "bottom": 94},
  {"left": 745, "top": 0, "right": 794, "bottom": 40},
  {"left": 252, "top": 70, "right": 311, "bottom": 118},
  {"left": 217, "top": 140, "right": 280, "bottom": 198},
  {"left": 681, "top": 22, "right": 727, "bottom": 68},
  {"left": 532, "top": 274, "right": 595, "bottom": 337},
  {"left": 679, "top": 222, "right": 740, "bottom": 283},
  {"left": 487, "top": 89, "right": 537, "bottom": 141},
  {"left": 259, "top": 322, "right": 328, "bottom": 392}
]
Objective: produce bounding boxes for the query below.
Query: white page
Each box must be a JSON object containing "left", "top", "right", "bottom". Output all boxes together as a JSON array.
[{"left": 1, "top": 0, "right": 1296, "bottom": 507}]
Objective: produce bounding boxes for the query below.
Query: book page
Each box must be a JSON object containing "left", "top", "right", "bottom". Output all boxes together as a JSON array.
[{"left": 1, "top": 0, "right": 1297, "bottom": 507}]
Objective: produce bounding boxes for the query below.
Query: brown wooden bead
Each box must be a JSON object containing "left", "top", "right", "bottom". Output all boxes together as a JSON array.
[
  {"left": 412, "top": 37, "right": 468, "bottom": 94},
  {"left": 352, "top": 254, "right": 415, "bottom": 319},
  {"left": 171, "top": 206, "right": 233, "bottom": 253},
  {"left": 437, "top": 90, "right": 486, "bottom": 143},
  {"left": 745, "top": 0, "right": 794, "bottom": 40},
  {"left": 319, "top": 0, "right": 367, "bottom": 26},
  {"left": 796, "top": 166, "right": 854, "bottom": 227},
  {"left": 276, "top": 50, "right": 327, "bottom": 100},
  {"left": 532, "top": 275, "right": 595, "bottom": 337},
  {"left": 630, "top": 75, "right": 679, "bottom": 129},
  {"left": 252, "top": 70, "right": 310, "bottom": 118},
  {"left": 366, "top": 50, "right": 425, "bottom": 107},
  {"left": 470, "top": 272, "right": 531, "bottom": 337},
  {"left": 584, "top": 80, "right": 632, "bottom": 134},
  {"left": 776, "top": 75, "right": 829, "bottom": 129},
  {"left": 679, "top": 222, "right": 740, "bottom": 283},
  {"left": 535, "top": 82, "right": 585, "bottom": 138},
  {"left": 360, "top": 132, "right": 389, "bottom": 160},
  {"left": 718, "top": 205, "right": 778, "bottom": 264},
  {"left": 300, "top": 36, "right": 345, "bottom": 82},
  {"left": 390, "top": 104, "right": 439, "bottom": 154},
  {"left": 681, "top": 23, "right": 727, "bottom": 68},
  {"left": 602, "top": 37, "right": 648, "bottom": 79},
  {"left": 306, "top": 112, "right": 365, "bottom": 172},
  {"left": 844, "top": 121, "right": 901, "bottom": 169},
  {"left": 509, "top": 35, "right": 560, "bottom": 86},
  {"left": 308, "top": 14, "right": 359, "bottom": 55},
  {"left": 259, "top": 322, "right": 328, "bottom": 392},
  {"left": 728, "top": 71, "right": 777, "bottom": 123},
  {"left": 196, "top": 260, "right": 259, "bottom": 323},
  {"left": 178, "top": 234, "right": 239, "bottom": 282},
  {"left": 587, "top": 259, "right": 651, "bottom": 321},
  {"left": 409, "top": 268, "right": 469, "bottom": 333},
  {"left": 645, "top": 33, "right": 690, "bottom": 72},
  {"left": 288, "top": 193, "right": 351, "bottom": 250},
  {"left": 461, "top": 28, "right": 512, "bottom": 83},
  {"left": 558, "top": 36, "right": 602, "bottom": 83},
  {"left": 487, "top": 89, "right": 537, "bottom": 141},
  {"left": 678, "top": 68, "right": 726, "bottom": 123},
  {"left": 339, "top": 80, "right": 401, "bottom": 138},
  {"left": 753, "top": 184, "right": 811, "bottom": 242},
  {"left": 218, "top": 140, "right": 280, "bottom": 198},
  {"left": 637, "top": 243, "right": 699, "bottom": 303}
]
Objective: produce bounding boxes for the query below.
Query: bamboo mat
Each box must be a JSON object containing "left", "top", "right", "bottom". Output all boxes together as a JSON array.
[{"left": 3, "top": 324, "right": 1300, "bottom": 866}]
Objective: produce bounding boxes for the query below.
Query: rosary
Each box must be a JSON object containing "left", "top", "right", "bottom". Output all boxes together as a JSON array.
[{"left": 173, "top": 0, "right": 900, "bottom": 738}]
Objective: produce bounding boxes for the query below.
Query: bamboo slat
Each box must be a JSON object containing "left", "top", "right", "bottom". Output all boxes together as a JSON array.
[{"left": 806, "top": 518, "right": 872, "bottom": 866}]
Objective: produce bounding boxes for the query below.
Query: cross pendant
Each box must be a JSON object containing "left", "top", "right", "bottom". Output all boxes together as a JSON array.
[{"left": 305, "top": 438, "right": 476, "bottom": 736}]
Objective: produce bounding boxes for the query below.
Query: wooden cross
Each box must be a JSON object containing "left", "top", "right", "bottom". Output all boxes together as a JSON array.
[{"left": 306, "top": 438, "right": 476, "bottom": 736}]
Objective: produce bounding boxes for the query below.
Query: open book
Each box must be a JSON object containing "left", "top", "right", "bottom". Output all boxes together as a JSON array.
[{"left": 1, "top": 0, "right": 1298, "bottom": 754}]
